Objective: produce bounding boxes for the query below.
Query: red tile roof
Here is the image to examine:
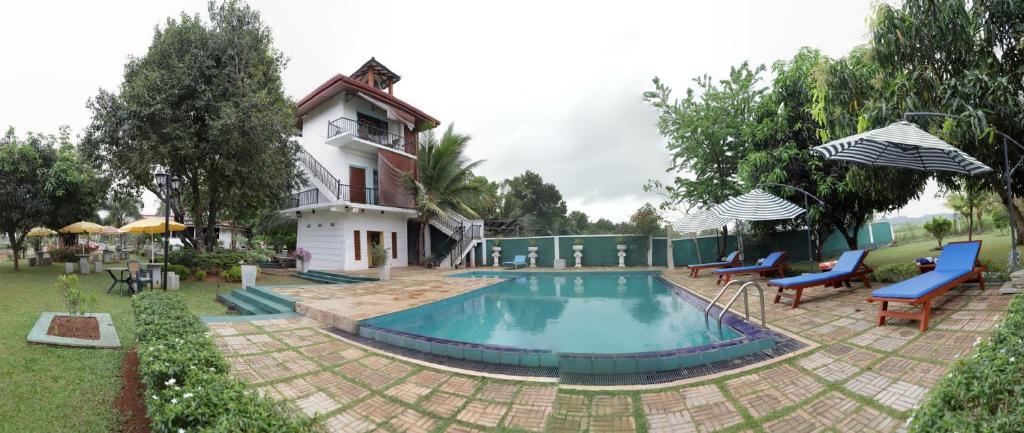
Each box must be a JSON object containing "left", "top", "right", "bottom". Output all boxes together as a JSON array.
[{"left": 295, "top": 73, "right": 439, "bottom": 129}]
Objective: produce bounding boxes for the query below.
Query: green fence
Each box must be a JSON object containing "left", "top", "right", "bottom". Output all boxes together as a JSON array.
[{"left": 468, "top": 221, "right": 892, "bottom": 268}]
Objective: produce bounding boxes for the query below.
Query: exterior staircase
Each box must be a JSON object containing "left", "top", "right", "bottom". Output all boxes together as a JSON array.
[
  {"left": 293, "top": 270, "right": 377, "bottom": 284},
  {"left": 430, "top": 212, "right": 485, "bottom": 269},
  {"left": 216, "top": 286, "right": 296, "bottom": 316}
]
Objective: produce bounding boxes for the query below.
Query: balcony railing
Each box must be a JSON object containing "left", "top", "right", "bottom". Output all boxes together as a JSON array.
[
  {"left": 337, "top": 184, "right": 379, "bottom": 206},
  {"left": 299, "top": 148, "right": 341, "bottom": 200},
  {"left": 292, "top": 188, "right": 319, "bottom": 207},
  {"left": 327, "top": 117, "right": 414, "bottom": 153}
]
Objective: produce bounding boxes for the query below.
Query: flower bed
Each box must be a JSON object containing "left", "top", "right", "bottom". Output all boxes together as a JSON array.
[
  {"left": 908, "top": 292, "right": 1024, "bottom": 432},
  {"left": 133, "top": 292, "right": 320, "bottom": 432}
]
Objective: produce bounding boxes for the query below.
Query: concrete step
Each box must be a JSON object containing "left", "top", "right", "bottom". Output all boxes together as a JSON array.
[
  {"left": 247, "top": 286, "right": 296, "bottom": 309},
  {"left": 232, "top": 289, "right": 291, "bottom": 314},
  {"left": 306, "top": 270, "right": 377, "bottom": 282},
  {"left": 216, "top": 293, "right": 264, "bottom": 315}
]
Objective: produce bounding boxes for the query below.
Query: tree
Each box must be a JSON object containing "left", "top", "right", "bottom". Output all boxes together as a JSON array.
[
  {"left": 946, "top": 180, "right": 992, "bottom": 240},
  {"left": 645, "top": 62, "right": 767, "bottom": 255},
  {"left": 99, "top": 192, "right": 143, "bottom": 227},
  {"left": 82, "top": 0, "right": 300, "bottom": 252},
  {"left": 0, "top": 128, "right": 105, "bottom": 270},
  {"left": 565, "top": 211, "right": 590, "bottom": 235},
  {"left": 591, "top": 218, "right": 617, "bottom": 234},
  {"left": 504, "top": 171, "right": 567, "bottom": 235},
  {"left": 870, "top": 0, "right": 1024, "bottom": 244},
  {"left": 408, "top": 125, "right": 485, "bottom": 262},
  {"left": 630, "top": 203, "right": 662, "bottom": 265},
  {"left": 924, "top": 217, "right": 954, "bottom": 249}
]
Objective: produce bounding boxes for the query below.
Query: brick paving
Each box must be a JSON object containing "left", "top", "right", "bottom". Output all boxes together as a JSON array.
[{"left": 206, "top": 267, "right": 1011, "bottom": 432}]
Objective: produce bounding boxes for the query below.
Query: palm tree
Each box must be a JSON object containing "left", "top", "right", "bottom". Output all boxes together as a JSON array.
[{"left": 407, "top": 124, "right": 485, "bottom": 263}]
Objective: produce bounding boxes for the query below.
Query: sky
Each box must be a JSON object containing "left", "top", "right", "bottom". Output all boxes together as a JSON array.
[{"left": 0, "top": 0, "right": 951, "bottom": 222}]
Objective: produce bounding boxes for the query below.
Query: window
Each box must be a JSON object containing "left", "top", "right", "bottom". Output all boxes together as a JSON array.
[
  {"left": 353, "top": 230, "right": 361, "bottom": 261},
  {"left": 391, "top": 232, "right": 398, "bottom": 259}
]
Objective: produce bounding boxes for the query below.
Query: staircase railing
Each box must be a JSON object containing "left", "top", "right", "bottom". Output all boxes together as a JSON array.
[{"left": 298, "top": 148, "right": 341, "bottom": 200}]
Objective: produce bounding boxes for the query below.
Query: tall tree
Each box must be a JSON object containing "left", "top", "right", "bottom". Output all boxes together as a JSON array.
[
  {"left": 630, "top": 203, "right": 662, "bottom": 265},
  {"left": 565, "top": 211, "right": 590, "bottom": 235},
  {"left": 99, "top": 192, "right": 143, "bottom": 227},
  {"left": 645, "top": 62, "right": 767, "bottom": 254},
  {"left": 504, "top": 171, "right": 567, "bottom": 235},
  {"left": 408, "top": 125, "right": 485, "bottom": 262},
  {"left": 870, "top": 0, "right": 1024, "bottom": 244},
  {"left": 82, "top": 0, "right": 300, "bottom": 252}
]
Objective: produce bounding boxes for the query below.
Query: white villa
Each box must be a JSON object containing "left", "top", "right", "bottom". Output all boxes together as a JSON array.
[{"left": 283, "top": 58, "right": 483, "bottom": 271}]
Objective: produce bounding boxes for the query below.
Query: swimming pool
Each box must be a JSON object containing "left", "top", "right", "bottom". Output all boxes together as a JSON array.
[{"left": 358, "top": 271, "right": 776, "bottom": 374}]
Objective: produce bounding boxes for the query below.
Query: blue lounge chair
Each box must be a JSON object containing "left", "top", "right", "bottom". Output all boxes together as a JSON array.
[
  {"left": 867, "top": 241, "right": 986, "bottom": 331},
  {"left": 687, "top": 251, "right": 741, "bottom": 277},
  {"left": 712, "top": 251, "right": 787, "bottom": 285},
  {"left": 767, "top": 249, "right": 872, "bottom": 308},
  {"left": 503, "top": 255, "right": 527, "bottom": 269}
]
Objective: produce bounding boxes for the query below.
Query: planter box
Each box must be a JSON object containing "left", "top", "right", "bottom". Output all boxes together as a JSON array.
[{"left": 27, "top": 312, "right": 121, "bottom": 349}]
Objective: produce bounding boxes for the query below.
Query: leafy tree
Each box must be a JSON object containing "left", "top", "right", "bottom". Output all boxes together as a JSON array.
[
  {"left": 630, "top": 203, "right": 662, "bottom": 265},
  {"left": 465, "top": 175, "right": 503, "bottom": 220},
  {"left": 504, "top": 171, "right": 567, "bottom": 235},
  {"left": 946, "top": 180, "right": 993, "bottom": 240},
  {"left": 408, "top": 125, "right": 484, "bottom": 262},
  {"left": 0, "top": 128, "right": 105, "bottom": 270},
  {"left": 870, "top": 0, "right": 1024, "bottom": 244},
  {"left": 99, "top": 192, "right": 143, "bottom": 227},
  {"left": 591, "top": 218, "right": 617, "bottom": 234},
  {"left": 82, "top": 0, "right": 300, "bottom": 252},
  {"left": 565, "top": 211, "right": 590, "bottom": 235},
  {"left": 924, "top": 217, "right": 954, "bottom": 249},
  {"left": 645, "top": 62, "right": 767, "bottom": 254}
]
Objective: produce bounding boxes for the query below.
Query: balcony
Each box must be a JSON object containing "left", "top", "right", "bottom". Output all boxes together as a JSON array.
[
  {"left": 326, "top": 117, "right": 415, "bottom": 154},
  {"left": 291, "top": 188, "right": 320, "bottom": 208},
  {"left": 337, "top": 184, "right": 379, "bottom": 206}
]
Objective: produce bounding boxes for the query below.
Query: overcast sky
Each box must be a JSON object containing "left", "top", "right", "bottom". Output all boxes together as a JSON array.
[{"left": 0, "top": 0, "right": 948, "bottom": 222}]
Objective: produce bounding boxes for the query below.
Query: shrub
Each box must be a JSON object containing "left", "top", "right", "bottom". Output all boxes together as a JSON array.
[
  {"left": 56, "top": 274, "right": 95, "bottom": 315},
  {"left": 166, "top": 264, "right": 191, "bottom": 279},
  {"left": 923, "top": 216, "right": 953, "bottom": 249},
  {"left": 171, "top": 249, "right": 260, "bottom": 273},
  {"left": 218, "top": 265, "right": 257, "bottom": 282},
  {"left": 49, "top": 247, "right": 79, "bottom": 263},
  {"left": 872, "top": 262, "right": 919, "bottom": 283},
  {"left": 193, "top": 270, "right": 207, "bottom": 280},
  {"left": 132, "top": 292, "right": 320, "bottom": 432},
  {"left": 907, "top": 292, "right": 1024, "bottom": 432},
  {"left": 294, "top": 247, "right": 312, "bottom": 262}
]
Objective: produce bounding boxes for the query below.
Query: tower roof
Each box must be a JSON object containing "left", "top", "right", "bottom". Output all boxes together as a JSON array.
[{"left": 350, "top": 57, "right": 401, "bottom": 91}]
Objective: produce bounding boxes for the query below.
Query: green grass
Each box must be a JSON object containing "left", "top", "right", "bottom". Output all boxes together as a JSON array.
[
  {"left": 0, "top": 260, "right": 307, "bottom": 433},
  {"left": 865, "top": 231, "right": 1011, "bottom": 268}
]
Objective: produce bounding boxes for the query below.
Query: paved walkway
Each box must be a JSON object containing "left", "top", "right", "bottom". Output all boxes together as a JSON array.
[{"left": 207, "top": 268, "right": 1009, "bottom": 432}]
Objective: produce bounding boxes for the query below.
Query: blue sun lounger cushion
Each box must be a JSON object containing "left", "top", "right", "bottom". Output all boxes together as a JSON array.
[
  {"left": 870, "top": 242, "right": 980, "bottom": 299},
  {"left": 714, "top": 251, "right": 785, "bottom": 274},
  {"left": 690, "top": 251, "right": 739, "bottom": 268},
  {"left": 768, "top": 250, "right": 866, "bottom": 287}
]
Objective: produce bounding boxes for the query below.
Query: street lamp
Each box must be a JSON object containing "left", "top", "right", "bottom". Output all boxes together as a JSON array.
[
  {"left": 757, "top": 183, "right": 827, "bottom": 261},
  {"left": 155, "top": 168, "right": 180, "bottom": 290},
  {"left": 903, "top": 112, "right": 1023, "bottom": 272}
]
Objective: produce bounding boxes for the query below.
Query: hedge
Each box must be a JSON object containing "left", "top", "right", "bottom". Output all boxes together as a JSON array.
[
  {"left": 907, "top": 292, "right": 1024, "bottom": 432},
  {"left": 133, "top": 292, "right": 321, "bottom": 432},
  {"left": 167, "top": 249, "right": 261, "bottom": 272}
]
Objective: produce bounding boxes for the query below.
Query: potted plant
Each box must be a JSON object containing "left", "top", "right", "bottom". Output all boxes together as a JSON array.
[
  {"left": 572, "top": 238, "right": 584, "bottom": 268},
  {"left": 295, "top": 247, "right": 312, "bottom": 273},
  {"left": 615, "top": 235, "right": 628, "bottom": 268},
  {"left": 491, "top": 238, "right": 502, "bottom": 267},
  {"left": 371, "top": 244, "right": 391, "bottom": 281},
  {"left": 527, "top": 239, "right": 539, "bottom": 268}
]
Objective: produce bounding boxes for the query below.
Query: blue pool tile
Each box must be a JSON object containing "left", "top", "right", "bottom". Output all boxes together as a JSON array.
[
  {"left": 520, "top": 352, "right": 540, "bottom": 367},
  {"left": 430, "top": 341, "right": 449, "bottom": 356},
  {"left": 414, "top": 339, "right": 431, "bottom": 353},
  {"left": 482, "top": 348, "right": 502, "bottom": 364},
  {"left": 637, "top": 356, "right": 660, "bottom": 373},
  {"left": 700, "top": 349, "right": 726, "bottom": 365},
  {"left": 592, "top": 358, "right": 615, "bottom": 375},
  {"left": 614, "top": 357, "right": 638, "bottom": 374},
  {"left": 499, "top": 350, "right": 521, "bottom": 366},
  {"left": 539, "top": 352, "right": 559, "bottom": 368},
  {"left": 658, "top": 355, "right": 684, "bottom": 371},
  {"left": 679, "top": 352, "right": 703, "bottom": 368},
  {"left": 463, "top": 347, "right": 483, "bottom": 362},
  {"left": 560, "top": 357, "right": 592, "bottom": 374}
]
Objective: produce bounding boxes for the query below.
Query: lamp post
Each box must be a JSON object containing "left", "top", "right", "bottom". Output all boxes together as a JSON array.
[
  {"left": 903, "top": 112, "right": 1023, "bottom": 272},
  {"left": 154, "top": 168, "right": 180, "bottom": 290},
  {"left": 756, "top": 183, "right": 827, "bottom": 261}
]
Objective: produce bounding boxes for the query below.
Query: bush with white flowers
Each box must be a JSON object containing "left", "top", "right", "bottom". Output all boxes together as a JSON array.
[{"left": 133, "top": 292, "right": 322, "bottom": 432}]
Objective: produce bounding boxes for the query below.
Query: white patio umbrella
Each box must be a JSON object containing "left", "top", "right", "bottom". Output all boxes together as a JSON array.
[
  {"left": 672, "top": 209, "right": 732, "bottom": 263},
  {"left": 812, "top": 121, "right": 993, "bottom": 175},
  {"left": 712, "top": 190, "right": 806, "bottom": 262}
]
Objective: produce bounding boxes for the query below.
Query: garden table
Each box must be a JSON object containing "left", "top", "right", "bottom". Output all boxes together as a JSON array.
[
  {"left": 106, "top": 267, "right": 131, "bottom": 295},
  {"left": 143, "top": 262, "right": 164, "bottom": 288}
]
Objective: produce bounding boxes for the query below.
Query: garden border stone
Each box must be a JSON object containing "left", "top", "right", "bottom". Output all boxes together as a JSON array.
[{"left": 27, "top": 312, "right": 121, "bottom": 348}]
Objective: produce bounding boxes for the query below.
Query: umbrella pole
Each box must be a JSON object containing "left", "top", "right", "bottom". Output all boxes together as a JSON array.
[
  {"left": 693, "top": 233, "right": 702, "bottom": 263},
  {"left": 805, "top": 195, "right": 813, "bottom": 262}
]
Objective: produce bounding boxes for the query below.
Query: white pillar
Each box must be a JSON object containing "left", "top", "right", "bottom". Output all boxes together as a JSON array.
[{"left": 553, "top": 236, "right": 560, "bottom": 261}]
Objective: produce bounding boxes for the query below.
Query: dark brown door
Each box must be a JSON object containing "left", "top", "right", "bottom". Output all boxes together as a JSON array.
[{"left": 349, "top": 166, "right": 366, "bottom": 204}]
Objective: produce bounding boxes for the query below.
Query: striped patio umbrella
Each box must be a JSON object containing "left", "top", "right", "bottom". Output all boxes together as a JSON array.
[
  {"left": 713, "top": 189, "right": 805, "bottom": 221},
  {"left": 672, "top": 209, "right": 732, "bottom": 234},
  {"left": 812, "top": 121, "right": 993, "bottom": 175}
]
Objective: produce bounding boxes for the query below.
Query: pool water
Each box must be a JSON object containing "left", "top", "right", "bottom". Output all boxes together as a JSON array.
[{"left": 363, "top": 272, "right": 742, "bottom": 354}]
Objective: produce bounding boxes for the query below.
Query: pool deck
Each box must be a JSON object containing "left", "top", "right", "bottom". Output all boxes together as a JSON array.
[{"left": 208, "top": 266, "right": 1011, "bottom": 432}]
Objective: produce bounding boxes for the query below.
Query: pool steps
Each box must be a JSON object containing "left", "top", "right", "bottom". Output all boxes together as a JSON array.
[{"left": 216, "top": 286, "right": 296, "bottom": 315}]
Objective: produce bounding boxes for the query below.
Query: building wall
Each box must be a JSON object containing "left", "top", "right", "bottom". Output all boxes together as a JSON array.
[{"left": 295, "top": 210, "right": 411, "bottom": 271}]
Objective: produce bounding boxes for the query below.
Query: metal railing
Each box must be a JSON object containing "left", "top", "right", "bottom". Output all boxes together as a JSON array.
[
  {"left": 705, "top": 280, "right": 767, "bottom": 336},
  {"left": 337, "top": 184, "right": 379, "bottom": 206},
  {"left": 292, "top": 189, "right": 319, "bottom": 207},
  {"left": 327, "top": 117, "right": 413, "bottom": 153},
  {"left": 298, "top": 148, "right": 341, "bottom": 200}
]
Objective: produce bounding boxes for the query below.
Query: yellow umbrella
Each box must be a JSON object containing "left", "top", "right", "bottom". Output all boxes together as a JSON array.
[
  {"left": 27, "top": 227, "right": 57, "bottom": 237},
  {"left": 59, "top": 221, "right": 105, "bottom": 254},
  {"left": 118, "top": 218, "right": 186, "bottom": 234}
]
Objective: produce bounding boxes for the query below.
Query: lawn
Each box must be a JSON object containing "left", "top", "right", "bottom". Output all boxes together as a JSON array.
[{"left": 0, "top": 260, "right": 308, "bottom": 433}]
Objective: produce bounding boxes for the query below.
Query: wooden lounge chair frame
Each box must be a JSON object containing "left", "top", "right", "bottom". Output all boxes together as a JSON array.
[
  {"left": 866, "top": 241, "right": 986, "bottom": 332},
  {"left": 769, "top": 251, "right": 873, "bottom": 308},
  {"left": 715, "top": 252, "right": 788, "bottom": 285},
  {"left": 687, "top": 251, "right": 741, "bottom": 277}
]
